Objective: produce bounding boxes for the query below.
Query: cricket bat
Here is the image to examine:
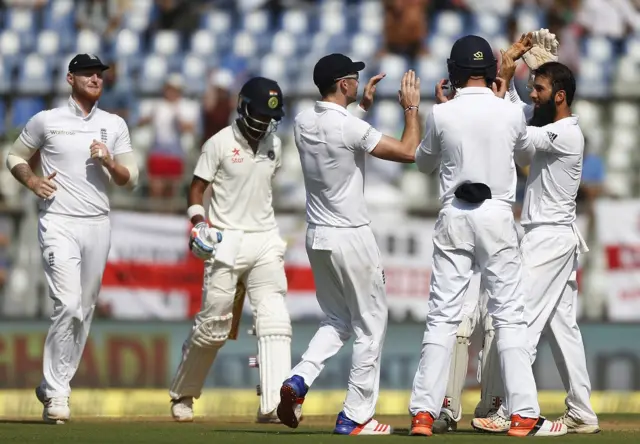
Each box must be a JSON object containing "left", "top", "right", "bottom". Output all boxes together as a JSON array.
[{"left": 228, "top": 280, "right": 246, "bottom": 340}]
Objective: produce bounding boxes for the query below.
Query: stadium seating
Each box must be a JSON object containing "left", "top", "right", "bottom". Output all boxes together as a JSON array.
[{"left": 0, "top": 0, "right": 635, "bottom": 201}]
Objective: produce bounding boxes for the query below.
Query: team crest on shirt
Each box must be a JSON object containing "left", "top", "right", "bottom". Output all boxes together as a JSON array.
[
  {"left": 267, "top": 150, "right": 275, "bottom": 160},
  {"left": 100, "top": 128, "right": 107, "bottom": 144},
  {"left": 48, "top": 252, "right": 55, "bottom": 267}
]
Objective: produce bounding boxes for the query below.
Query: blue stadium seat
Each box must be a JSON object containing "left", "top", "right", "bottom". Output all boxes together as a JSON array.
[
  {"left": 432, "top": 11, "right": 465, "bottom": 39},
  {"left": 151, "top": 30, "right": 183, "bottom": 71},
  {"left": 625, "top": 37, "right": 640, "bottom": 60},
  {"left": 36, "top": 30, "right": 61, "bottom": 56},
  {"left": 350, "top": 32, "right": 380, "bottom": 61},
  {"left": 416, "top": 56, "right": 447, "bottom": 88},
  {"left": 16, "top": 55, "right": 53, "bottom": 95},
  {"left": 0, "top": 30, "right": 21, "bottom": 75},
  {"left": 75, "top": 29, "right": 103, "bottom": 57},
  {"left": 12, "top": 98, "right": 45, "bottom": 129},
  {"left": 182, "top": 55, "right": 207, "bottom": 96},
  {"left": 471, "top": 13, "right": 505, "bottom": 37},
  {"left": 201, "top": 10, "right": 234, "bottom": 33},
  {"left": 112, "top": 29, "right": 143, "bottom": 72},
  {"left": 584, "top": 36, "right": 615, "bottom": 62},
  {"left": 241, "top": 10, "right": 270, "bottom": 35},
  {"left": 137, "top": 54, "right": 168, "bottom": 94},
  {"left": 43, "top": 0, "right": 75, "bottom": 31},
  {"left": 376, "top": 55, "right": 408, "bottom": 95},
  {"left": 270, "top": 31, "right": 297, "bottom": 58},
  {"left": 279, "top": 9, "right": 310, "bottom": 35}
]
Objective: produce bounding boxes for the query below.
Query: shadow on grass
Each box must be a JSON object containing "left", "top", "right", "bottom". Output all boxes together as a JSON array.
[{"left": 0, "top": 420, "right": 52, "bottom": 425}]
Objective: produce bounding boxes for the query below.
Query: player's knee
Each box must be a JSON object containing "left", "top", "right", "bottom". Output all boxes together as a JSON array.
[
  {"left": 256, "top": 294, "right": 291, "bottom": 338},
  {"left": 322, "top": 317, "right": 352, "bottom": 340},
  {"left": 190, "top": 312, "right": 233, "bottom": 348},
  {"left": 52, "top": 294, "right": 83, "bottom": 321}
]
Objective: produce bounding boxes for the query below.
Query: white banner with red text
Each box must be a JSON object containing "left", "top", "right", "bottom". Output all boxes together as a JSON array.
[
  {"left": 595, "top": 199, "right": 640, "bottom": 321},
  {"left": 100, "top": 211, "right": 586, "bottom": 321}
]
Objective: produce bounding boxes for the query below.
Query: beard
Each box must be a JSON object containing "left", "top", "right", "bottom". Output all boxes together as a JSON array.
[{"left": 529, "top": 98, "right": 557, "bottom": 127}]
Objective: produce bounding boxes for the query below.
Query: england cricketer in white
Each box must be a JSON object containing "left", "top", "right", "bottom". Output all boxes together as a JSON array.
[
  {"left": 276, "top": 53, "right": 421, "bottom": 435},
  {"left": 5, "top": 53, "right": 139, "bottom": 424},
  {"left": 471, "top": 30, "right": 600, "bottom": 435},
  {"left": 407, "top": 35, "right": 566, "bottom": 437},
  {"left": 169, "top": 77, "right": 294, "bottom": 424}
]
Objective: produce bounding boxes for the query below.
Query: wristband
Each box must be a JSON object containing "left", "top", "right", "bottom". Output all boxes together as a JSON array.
[
  {"left": 404, "top": 105, "right": 419, "bottom": 112},
  {"left": 187, "top": 204, "right": 205, "bottom": 220}
]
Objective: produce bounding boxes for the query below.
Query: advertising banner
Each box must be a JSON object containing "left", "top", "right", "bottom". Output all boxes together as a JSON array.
[{"left": 595, "top": 199, "right": 640, "bottom": 321}]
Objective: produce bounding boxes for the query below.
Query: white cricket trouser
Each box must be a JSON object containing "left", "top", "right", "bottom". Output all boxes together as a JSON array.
[
  {"left": 38, "top": 213, "right": 111, "bottom": 398},
  {"left": 290, "top": 224, "right": 387, "bottom": 424},
  {"left": 409, "top": 199, "right": 539, "bottom": 419},
  {"left": 170, "top": 228, "right": 289, "bottom": 414},
  {"left": 498, "top": 224, "right": 597, "bottom": 424}
]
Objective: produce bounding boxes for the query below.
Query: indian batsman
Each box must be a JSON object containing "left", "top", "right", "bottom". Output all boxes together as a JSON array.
[
  {"left": 277, "top": 54, "right": 421, "bottom": 435},
  {"left": 407, "top": 35, "right": 567, "bottom": 437},
  {"left": 5, "top": 54, "right": 139, "bottom": 424},
  {"left": 471, "top": 30, "right": 600, "bottom": 435},
  {"left": 169, "top": 76, "right": 294, "bottom": 424}
]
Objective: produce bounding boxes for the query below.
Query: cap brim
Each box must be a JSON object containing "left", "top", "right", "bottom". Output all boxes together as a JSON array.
[
  {"left": 69, "top": 63, "right": 110, "bottom": 73},
  {"left": 352, "top": 61, "right": 366, "bottom": 72}
]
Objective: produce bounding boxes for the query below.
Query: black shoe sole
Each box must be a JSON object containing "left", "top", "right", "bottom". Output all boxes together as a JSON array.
[{"left": 276, "top": 385, "right": 299, "bottom": 429}]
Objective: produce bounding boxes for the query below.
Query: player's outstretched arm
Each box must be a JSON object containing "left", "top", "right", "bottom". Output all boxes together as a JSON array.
[{"left": 369, "top": 70, "right": 421, "bottom": 163}]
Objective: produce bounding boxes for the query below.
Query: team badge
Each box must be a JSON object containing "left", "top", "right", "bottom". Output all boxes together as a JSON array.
[
  {"left": 100, "top": 128, "right": 107, "bottom": 144},
  {"left": 267, "top": 150, "right": 275, "bottom": 160},
  {"left": 268, "top": 97, "right": 279, "bottom": 109},
  {"left": 473, "top": 51, "right": 484, "bottom": 60},
  {"left": 48, "top": 252, "right": 55, "bottom": 267}
]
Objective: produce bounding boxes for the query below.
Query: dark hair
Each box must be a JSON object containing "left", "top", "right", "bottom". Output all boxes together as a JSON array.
[
  {"left": 533, "top": 62, "right": 576, "bottom": 106},
  {"left": 319, "top": 82, "right": 338, "bottom": 97}
]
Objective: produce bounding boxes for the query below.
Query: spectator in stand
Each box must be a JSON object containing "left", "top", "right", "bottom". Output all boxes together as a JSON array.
[
  {"left": 75, "top": 0, "right": 129, "bottom": 42},
  {"left": 146, "top": 0, "right": 199, "bottom": 41},
  {"left": 98, "top": 62, "right": 133, "bottom": 122},
  {"left": 137, "top": 74, "right": 199, "bottom": 199},
  {"left": 380, "top": 0, "right": 429, "bottom": 63},
  {"left": 546, "top": 7, "right": 582, "bottom": 75},
  {"left": 200, "top": 69, "right": 235, "bottom": 147},
  {"left": 577, "top": 0, "right": 640, "bottom": 50}
]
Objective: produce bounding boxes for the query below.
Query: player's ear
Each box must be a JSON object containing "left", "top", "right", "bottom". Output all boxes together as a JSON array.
[
  {"left": 555, "top": 89, "right": 566, "bottom": 106},
  {"left": 66, "top": 72, "right": 74, "bottom": 86}
]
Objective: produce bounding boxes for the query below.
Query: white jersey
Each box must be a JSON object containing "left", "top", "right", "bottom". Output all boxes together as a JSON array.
[
  {"left": 294, "top": 101, "right": 382, "bottom": 227},
  {"left": 194, "top": 121, "right": 281, "bottom": 232},
  {"left": 20, "top": 96, "right": 132, "bottom": 218},
  {"left": 505, "top": 81, "right": 584, "bottom": 226},
  {"left": 415, "top": 87, "right": 532, "bottom": 206}
]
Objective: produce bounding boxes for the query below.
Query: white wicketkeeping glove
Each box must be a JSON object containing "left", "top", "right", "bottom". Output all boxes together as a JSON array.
[
  {"left": 522, "top": 28, "right": 559, "bottom": 71},
  {"left": 189, "top": 222, "right": 223, "bottom": 260}
]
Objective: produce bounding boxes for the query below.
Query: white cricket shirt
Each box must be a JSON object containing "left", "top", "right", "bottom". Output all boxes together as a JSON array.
[
  {"left": 19, "top": 96, "right": 133, "bottom": 217},
  {"left": 520, "top": 116, "right": 584, "bottom": 226},
  {"left": 194, "top": 121, "right": 281, "bottom": 232},
  {"left": 505, "top": 80, "right": 584, "bottom": 225},
  {"left": 294, "top": 101, "right": 383, "bottom": 227},
  {"left": 415, "top": 87, "right": 532, "bottom": 206}
]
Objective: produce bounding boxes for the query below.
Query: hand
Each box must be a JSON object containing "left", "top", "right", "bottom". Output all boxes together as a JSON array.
[
  {"left": 359, "top": 73, "right": 386, "bottom": 111},
  {"left": 189, "top": 222, "right": 223, "bottom": 260},
  {"left": 28, "top": 171, "right": 57, "bottom": 199},
  {"left": 522, "top": 28, "right": 559, "bottom": 70},
  {"left": 398, "top": 70, "right": 420, "bottom": 111},
  {"left": 504, "top": 32, "right": 534, "bottom": 61},
  {"left": 90, "top": 139, "right": 114, "bottom": 168},
  {"left": 491, "top": 77, "right": 508, "bottom": 99},
  {"left": 498, "top": 49, "right": 517, "bottom": 84},
  {"left": 435, "top": 79, "right": 456, "bottom": 104}
]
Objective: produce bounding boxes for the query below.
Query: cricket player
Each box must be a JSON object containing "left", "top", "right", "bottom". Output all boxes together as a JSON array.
[
  {"left": 5, "top": 54, "right": 139, "bottom": 424},
  {"left": 169, "top": 77, "right": 294, "bottom": 424},
  {"left": 471, "top": 30, "right": 600, "bottom": 435},
  {"left": 407, "top": 35, "right": 567, "bottom": 437},
  {"left": 276, "top": 53, "right": 421, "bottom": 435}
]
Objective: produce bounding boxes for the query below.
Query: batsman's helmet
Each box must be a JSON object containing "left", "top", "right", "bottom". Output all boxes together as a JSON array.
[
  {"left": 237, "top": 77, "right": 284, "bottom": 140},
  {"left": 447, "top": 35, "right": 497, "bottom": 88}
]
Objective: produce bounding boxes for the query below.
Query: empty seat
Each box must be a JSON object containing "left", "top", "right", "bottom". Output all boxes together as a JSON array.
[
  {"left": 202, "top": 11, "right": 232, "bottom": 34},
  {"left": 37, "top": 30, "right": 60, "bottom": 56},
  {"left": 433, "top": 11, "right": 464, "bottom": 37},
  {"left": 271, "top": 31, "right": 296, "bottom": 58},
  {"left": 281, "top": 10, "right": 309, "bottom": 35},
  {"left": 242, "top": 10, "right": 270, "bottom": 35},
  {"left": 232, "top": 32, "right": 257, "bottom": 58},
  {"left": 138, "top": 55, "right": 168, "bottom": 94},
  {"left": 190, "top": 30, "right": 217, "bottom": 57},
  {"left": 152, "top": 30, "right": 181, "bottom": 56},
  {"left": 612, "top": 102, "right": 639, "bottom": 127},
  {"left": 585, "top": 37, "right": 614, "bottom": 62},
  {"left": 182, "top": 55, "right": 207, "bottom": 95},
  {"left": 17, "top": 55, "right": 52, "bottom": 94},
  {"left": 76, "top": 29, "right": 102, "bottom": 55}
]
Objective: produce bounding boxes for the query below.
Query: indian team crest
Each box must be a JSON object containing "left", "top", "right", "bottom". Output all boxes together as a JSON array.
[{"left": 268, "top": 90, "right": 279, "bottom": 109}]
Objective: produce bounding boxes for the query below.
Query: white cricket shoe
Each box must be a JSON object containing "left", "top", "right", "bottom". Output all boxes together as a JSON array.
[
  {"left": 171, "top": 397, "right": 194, "bottom": 422},
  {"left": 556, "top": 411, "right": 601, "bottom": 434},
  {"left": 35, "top": 386, "right": 69, "bottom": 424},
  {"left": 471, "top": 409, "right": 510, "bottom": 433}
]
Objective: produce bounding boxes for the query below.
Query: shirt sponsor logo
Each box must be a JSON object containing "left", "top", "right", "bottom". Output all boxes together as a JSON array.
[
  {"left": 232, "top": 147, "right": 243, "bottom": 163},
  {"left": 267, "top": 150, "right": 275, "bottom": 160},
  {"left": 362, "top": 126, "right": 373, "bottom": 142},
  {"left": 49, "top": 130, "right": 76, "bottom": 136}
]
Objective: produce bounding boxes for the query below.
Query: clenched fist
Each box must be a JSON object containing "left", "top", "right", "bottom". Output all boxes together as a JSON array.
[{"left": 90, "top": 139, "right": 114, "bottom": 168}]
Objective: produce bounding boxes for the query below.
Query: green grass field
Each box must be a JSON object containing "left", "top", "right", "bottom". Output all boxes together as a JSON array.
[{"left": 0, "top": 415, "right": 638, "bottom": 443}]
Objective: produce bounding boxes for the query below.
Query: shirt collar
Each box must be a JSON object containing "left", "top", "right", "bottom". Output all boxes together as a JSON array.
[
  {"left": 315, "top": 101, "right": 349, "bottom": 116},
  {"left": 232, "top": 119, "right": 271, "bottom": 151},
  {"left": 68, "top": 96, "right": 98, "bottom": 120},
  {"left": 455, "top": 87, "right": 495, "bottom": 96}
]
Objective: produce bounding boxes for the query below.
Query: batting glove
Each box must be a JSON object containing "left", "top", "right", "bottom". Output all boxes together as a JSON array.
[
  {"left": 522, "top": 28, "right": 559, "bottom": 71},
  {"left": 189, "top": 222, "right": 223, "bottom": 260}
]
